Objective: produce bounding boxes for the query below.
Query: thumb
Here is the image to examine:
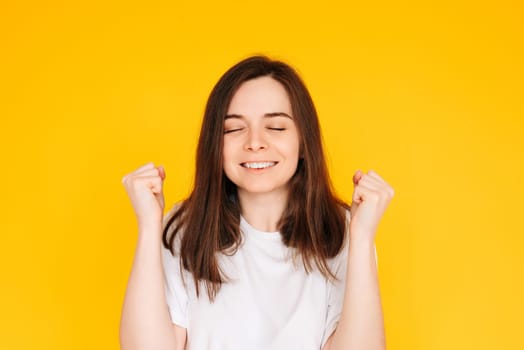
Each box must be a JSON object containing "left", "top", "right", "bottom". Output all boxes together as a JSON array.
[
  {"left": 351, "top": 169, "right": 363, "bottom": 216},
  {"left": 155, "top": 190, "right": 165, "bottom": 211},
  {"left": 158, "top": 165, "right": 166, "bottom": 180},
  {"left": 155, "top": 165, "right": 166, "bottom": 210},
  {"left": 353, "top": 169, "right": 362, "bottom": 186}
]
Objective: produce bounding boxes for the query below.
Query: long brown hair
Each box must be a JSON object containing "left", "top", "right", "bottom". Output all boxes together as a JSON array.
[{"left": 162, "top": 55, "right": 350, "bottom": 302}]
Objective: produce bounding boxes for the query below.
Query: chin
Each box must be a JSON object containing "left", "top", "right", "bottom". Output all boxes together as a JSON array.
[{"left": 237, "top": 183, "right": 288, "bottom": 196}]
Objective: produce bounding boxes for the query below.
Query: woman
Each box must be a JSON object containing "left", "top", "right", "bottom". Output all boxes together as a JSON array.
[{"left": 120, "top": 55, "right": 394, "bottom": 350}]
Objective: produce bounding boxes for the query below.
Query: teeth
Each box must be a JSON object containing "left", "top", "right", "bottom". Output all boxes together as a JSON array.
[{"left": 242, "top": 162, "right": 276, "bottom": 169}]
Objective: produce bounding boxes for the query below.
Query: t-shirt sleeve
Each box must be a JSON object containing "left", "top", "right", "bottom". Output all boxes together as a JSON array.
[
  {"left": 160, "top": 204, "right": 189, "bottom": 328},
  {"left": 320, "top": 209, "right": 379, "bottom": 348}
]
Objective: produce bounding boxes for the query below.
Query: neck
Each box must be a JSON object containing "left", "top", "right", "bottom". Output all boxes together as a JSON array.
[{"left": 237, "top": 188, "right": 288, "bottom": 232}]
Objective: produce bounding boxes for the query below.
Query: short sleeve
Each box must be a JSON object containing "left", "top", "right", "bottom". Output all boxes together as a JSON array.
[
  {"left": 320, "top": 209, "right": 379, "bottom": 348},
  {"left": 161, "top": 204, "right": 189, "bottom": 328}
]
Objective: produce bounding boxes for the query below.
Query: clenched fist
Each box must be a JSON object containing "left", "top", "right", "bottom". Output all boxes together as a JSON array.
[
  {"left": 350, "top": 169, "right": 394, "bottom": 242},
  {"left": 121, "top": 162, "right": 166, "bottom": 231}
]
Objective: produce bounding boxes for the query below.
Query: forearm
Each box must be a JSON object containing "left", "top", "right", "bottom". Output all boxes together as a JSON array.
[
  {"left": 119, "top": 224, "right": 177, "bottom": 350},
  {"left": 330, "top": 235, "right": 386, "bottom": 350}
]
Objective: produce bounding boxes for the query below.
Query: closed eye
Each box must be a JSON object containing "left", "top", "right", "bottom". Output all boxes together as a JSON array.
[
  {"left": 268, "top": 128, "right": 286, "bottom": 131},
  {"left": 224, "top": 128, "right": 244, "bottom": 134}
]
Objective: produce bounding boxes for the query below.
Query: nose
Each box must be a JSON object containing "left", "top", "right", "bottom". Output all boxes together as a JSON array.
[{"left": 244, "top": 128, "right": 267, "bottom": 151}]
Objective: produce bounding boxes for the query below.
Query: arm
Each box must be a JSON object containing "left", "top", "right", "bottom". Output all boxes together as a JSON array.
[
  {"left": 324, "top": 169, "right": 392, "bottom": 350},
  {"left": 119, "top": 223, "right": 186, "bottom": 350},
  {"left": 327, "top": 235, "right": 385, "bottom": 350}
]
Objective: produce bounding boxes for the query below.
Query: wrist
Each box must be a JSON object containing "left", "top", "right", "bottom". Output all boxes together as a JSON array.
[
  {"left": 349, "top": 228, "right": 375, "bottom": 247},
  {"left": 137, "top": 222, "right": 163, "bottom": 237}
]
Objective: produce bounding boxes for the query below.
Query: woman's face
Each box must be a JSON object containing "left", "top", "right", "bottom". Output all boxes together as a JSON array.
[{"left": 223, "top": 76, "right": 300, "bottom": 199}]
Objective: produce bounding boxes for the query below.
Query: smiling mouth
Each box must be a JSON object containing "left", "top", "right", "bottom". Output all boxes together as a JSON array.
[{"left": 240, "top": 161, "right": 278, "bottom": 169}]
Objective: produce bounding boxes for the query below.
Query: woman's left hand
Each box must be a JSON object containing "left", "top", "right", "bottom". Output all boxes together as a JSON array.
[{"left": 349, "top": 169, "right": 395, "bottom": 242}]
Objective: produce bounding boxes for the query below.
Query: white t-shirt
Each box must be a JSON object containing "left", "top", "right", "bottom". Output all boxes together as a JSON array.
[{"left": 161, "top": 209, "right": 376, "bottom": 350}]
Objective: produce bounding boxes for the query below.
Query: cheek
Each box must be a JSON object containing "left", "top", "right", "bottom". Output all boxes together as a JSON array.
[
  {"left": 285, "top": 134, "right": 301, "bottom": 158},
  {"left": 222, "top": 141, "right": 236, "bottom": 169}
]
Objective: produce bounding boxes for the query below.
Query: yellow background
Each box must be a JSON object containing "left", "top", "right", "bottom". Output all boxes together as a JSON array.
[{"left": 1, "top": 1, "right": 523, "bottom": 349}]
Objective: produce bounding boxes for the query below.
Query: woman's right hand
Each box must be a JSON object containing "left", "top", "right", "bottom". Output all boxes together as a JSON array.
[{"left": 121, "top": 162, "right": 166, "bottom": 230}]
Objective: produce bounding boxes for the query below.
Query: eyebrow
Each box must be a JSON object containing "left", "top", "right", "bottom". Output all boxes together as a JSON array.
[{"left": 225, "top": 112, "right": 293, "bottom": 120}]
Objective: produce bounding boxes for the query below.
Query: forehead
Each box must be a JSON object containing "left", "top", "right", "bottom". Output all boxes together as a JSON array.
[{"left": 226, "top": 76, "right": 292, "bottom": 115}]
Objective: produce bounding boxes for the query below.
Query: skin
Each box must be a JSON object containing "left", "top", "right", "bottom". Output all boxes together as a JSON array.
[
  {"left": 326, "top": 169, "right": 393, "bottom": 350},
  {"left": 223, "top": 75, "right": 394, "bottom": 350},
  {"left": 120, "top": 76, "right": 393, "bottom": 349},
  {"left": 120, "top": 162, "right": 186, "bottom": 350},
  {"left": 223, "top": 75, "right": 300, "bottom": 232}
]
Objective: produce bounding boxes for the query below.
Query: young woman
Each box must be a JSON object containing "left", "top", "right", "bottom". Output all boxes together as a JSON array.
[{"left": 120, "top": 55, "right": 394, "bottom": 350}]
